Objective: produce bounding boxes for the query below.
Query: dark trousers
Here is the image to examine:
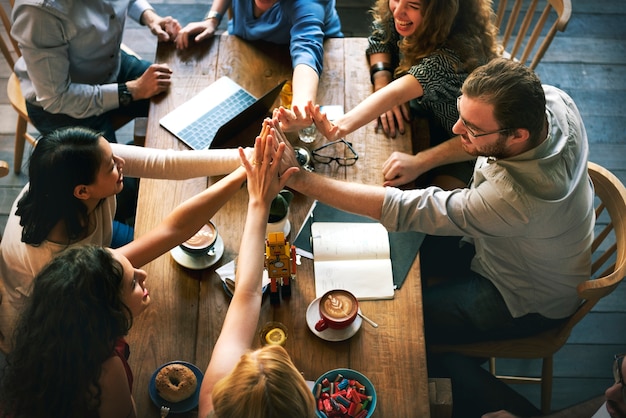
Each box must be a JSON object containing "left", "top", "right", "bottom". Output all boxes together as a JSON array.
[{"left": 420, "top": 235, "right": 566, "bottom": 417}]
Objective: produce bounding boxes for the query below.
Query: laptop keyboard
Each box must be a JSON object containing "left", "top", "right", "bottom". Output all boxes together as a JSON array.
[{"left": 178, "top": 89, "right": 256, "bottom": 149}]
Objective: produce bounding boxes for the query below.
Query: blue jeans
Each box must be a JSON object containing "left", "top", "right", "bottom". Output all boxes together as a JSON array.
[
  {"left": 420, "top": 235, "right": 566, "bottom": 344},
  {"left": 26, "top": 50, "right": 151, "bottom": 143},
  {"left": 111, "top": 221, "right": 134, "bottom": 248}
]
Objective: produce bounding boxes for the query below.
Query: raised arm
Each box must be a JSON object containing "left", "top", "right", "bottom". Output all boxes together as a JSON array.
[
  {"left": 306, "top": 73, "right": 422, "bottom": 141},
  {"left": 272, "top": 120, "right": 386, "bottom": 221},
  {"left": 198, "top": 121, "right": 298, "bottom": 417},
  {"left": 111, "top": 143, "right": 250, "bottom": 179},
  {"left": 117, "top": 166, "right": 246, "bottom": 268}
]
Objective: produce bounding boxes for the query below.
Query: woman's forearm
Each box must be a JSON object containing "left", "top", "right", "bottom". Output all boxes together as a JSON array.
[
  {"left": 291, "top": 64, "right": 319, "bottom": 112},
  {"left": 112, "top": 143, "right": 245, "bottom": 179},
  {"left": 335, "top": 74, "right": 422, "bottom": 138}
]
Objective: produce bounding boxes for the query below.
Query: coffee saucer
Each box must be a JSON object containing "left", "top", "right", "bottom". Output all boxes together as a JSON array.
[
  {"left": 170, "top": 235, "right": 224, "bottom": 270},
  {"left": 306, "top": 297, "right": 362, "bottom": 342}
]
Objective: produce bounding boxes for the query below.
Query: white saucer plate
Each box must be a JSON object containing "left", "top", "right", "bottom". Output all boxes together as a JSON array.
[
  {"left": 170, "top": 235, "right": 224, "bottom": 270},
  {"left": 306, "top": 297, "right": 362, "bottom": 342}
]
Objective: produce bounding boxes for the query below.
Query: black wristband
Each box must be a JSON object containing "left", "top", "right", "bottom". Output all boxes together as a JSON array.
[
  {"left": 369, "top": 62, "right": 393, "bottom": 84},
  {"left": 118, "top": 83, "right": 133, "bottom": 107}
]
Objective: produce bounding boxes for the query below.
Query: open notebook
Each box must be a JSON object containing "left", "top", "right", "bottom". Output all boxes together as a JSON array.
[{"left": 160, "top": 76, "right": 286, "bottom": 150}]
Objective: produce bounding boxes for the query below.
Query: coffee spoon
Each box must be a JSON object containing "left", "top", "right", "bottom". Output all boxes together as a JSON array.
[{"left": 358, "top": 311, "right": 378, "bottom": 328}]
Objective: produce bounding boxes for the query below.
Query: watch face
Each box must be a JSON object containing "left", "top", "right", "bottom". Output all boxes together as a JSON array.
[
  {"left": 120, "top": 93, "right": 132, "bottom": 106},
  {"left": 119, "top": 84, "right": 133, "bottom": 106}
]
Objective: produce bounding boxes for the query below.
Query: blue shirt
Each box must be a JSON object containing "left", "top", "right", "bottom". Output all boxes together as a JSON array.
[{"left": 228, "top": 0, "right": 342, "bottom": 76}]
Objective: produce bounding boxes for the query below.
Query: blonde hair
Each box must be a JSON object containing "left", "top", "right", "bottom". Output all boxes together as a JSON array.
[
  {"left": 212, "top": 345, "right": 316, "bottom": 418},
  {"left": 370, "top": 0, "right": 500, "bottom": 74}
]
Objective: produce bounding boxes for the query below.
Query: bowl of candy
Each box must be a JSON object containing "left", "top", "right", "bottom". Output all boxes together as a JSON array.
[{"left": 312, "top": 368, "right": 376, "bottom": 418}]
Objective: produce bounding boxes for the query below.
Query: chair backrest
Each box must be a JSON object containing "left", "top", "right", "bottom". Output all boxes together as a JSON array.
[
  {"left": 495, "top": 0, "right": 572, "bottom": 69},
  {"left": 0, "top": 0, "right": 19, "bottom": 69},
  {"left": 549, "top": 162, "right": 626, "bottom": 347}
]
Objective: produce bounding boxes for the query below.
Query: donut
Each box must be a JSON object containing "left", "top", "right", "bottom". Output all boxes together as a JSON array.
[{"left": 155, "top": 363, "right": 198, "bottom": 403}]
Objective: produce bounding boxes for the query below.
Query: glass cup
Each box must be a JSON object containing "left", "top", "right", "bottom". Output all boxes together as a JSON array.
[
  {"left": 260, "top": 321, "right": 288, "bottom": 347},
  {"left": 298, "top": 124, "right": 318, "bottom": 144}
]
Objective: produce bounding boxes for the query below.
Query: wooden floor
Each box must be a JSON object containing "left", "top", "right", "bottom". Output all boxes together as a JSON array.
[{"left": 0, "top": 0, "right": 625, "bottom": 413}]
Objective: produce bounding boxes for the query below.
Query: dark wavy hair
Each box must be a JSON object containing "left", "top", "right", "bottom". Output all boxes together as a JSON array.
[
  {"left": 0, "top": 245, "right": 133, "bottom": 418},
  {"left": 16, "top": 126, "right": 105, "bottom": 245},
  {"left": 370, "top": 0, "right": 500, "bottom": 74}
]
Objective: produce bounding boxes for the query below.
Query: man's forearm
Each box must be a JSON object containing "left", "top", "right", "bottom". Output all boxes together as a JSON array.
[
  {"left": 416, "top": 136, "right": 474, "bottom": 170},
  {"left": 288, "top": 172, "right": 385, "bottom": 221}
]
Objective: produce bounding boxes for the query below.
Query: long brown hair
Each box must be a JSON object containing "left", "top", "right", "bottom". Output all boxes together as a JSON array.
[{"left": 371, "top": 0, "right": 501, "bottom": 74}]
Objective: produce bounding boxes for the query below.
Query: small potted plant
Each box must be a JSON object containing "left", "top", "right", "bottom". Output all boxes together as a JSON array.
[{"left": 267, "top": 189, "right": 293, "bottom": 235}]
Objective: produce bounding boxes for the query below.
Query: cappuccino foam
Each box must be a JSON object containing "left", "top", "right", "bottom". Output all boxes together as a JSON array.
[
  {"left": 320, "top": 291, "right": 357, "bottom": 320},
  {"left": 184, "top": 223, "right": 216, "bottom": 249}
]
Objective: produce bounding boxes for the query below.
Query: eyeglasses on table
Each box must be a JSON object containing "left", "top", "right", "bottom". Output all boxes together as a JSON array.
[{"left": 312, "top": 138, "right": 359, "bottom": 166}]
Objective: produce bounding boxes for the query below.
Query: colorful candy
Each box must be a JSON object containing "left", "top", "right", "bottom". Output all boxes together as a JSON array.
[{"left": 314, "top": 373, "right": 373, "bottom": 418}]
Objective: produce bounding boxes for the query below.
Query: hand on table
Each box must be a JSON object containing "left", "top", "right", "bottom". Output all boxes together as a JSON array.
[
  {"left": 382, "top": 151, "right": 425, "bottom": 187},
  {"left": 126, "top": 64, "right": 173, "bottom": 100},
  {"left": 274, "top": 105, "right": 313, "bottom": 132},
  {"left": 142, "top": 10, "right": 181, "bottom": 42},
  {"left": 376, "top": 102, "right": 410, "bottom": 139},
  {"left": 175, "top": 20, "right": 218, "bottom": 49}
]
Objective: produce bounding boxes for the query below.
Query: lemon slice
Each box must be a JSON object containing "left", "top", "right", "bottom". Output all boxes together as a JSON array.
[{"left": 265, "top": 328, "right": 287, "bottom": 345}]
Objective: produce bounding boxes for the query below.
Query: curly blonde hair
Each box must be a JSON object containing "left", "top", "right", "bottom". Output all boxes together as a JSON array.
[
  {"left": 212, "top": 345, "right": 316, "bottom": 418},
  {"left": 370, "top": 0, "right": 501, "bottom": 74}
]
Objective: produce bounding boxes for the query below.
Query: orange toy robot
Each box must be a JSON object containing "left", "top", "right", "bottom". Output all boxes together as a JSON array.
[{"left": 264, "top": 231, "right": 297, "bottom": 305}]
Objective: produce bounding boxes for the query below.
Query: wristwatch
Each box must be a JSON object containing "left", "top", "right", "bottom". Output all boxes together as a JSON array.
[{"left": 118, "top": 83, "right": 133, "bottom": 107}]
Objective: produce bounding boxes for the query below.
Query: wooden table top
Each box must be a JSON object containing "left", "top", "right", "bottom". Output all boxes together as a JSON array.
[{"left": 127, "top": 35, "right": 430, "bottom": 418}]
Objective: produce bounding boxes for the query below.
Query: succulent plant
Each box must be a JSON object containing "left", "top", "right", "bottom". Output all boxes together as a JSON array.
[{"left": 268, "top": 189, "right": 293, "bottom": 223}]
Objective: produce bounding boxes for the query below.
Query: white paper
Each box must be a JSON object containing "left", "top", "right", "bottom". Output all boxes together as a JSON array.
[{"left": 312, "top": 222, "right": 394, "bottom": 300}]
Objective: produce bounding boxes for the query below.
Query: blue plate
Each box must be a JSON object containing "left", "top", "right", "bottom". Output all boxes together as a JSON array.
[{"left": 149, "top": 361, "right": 204, "bottom": 413}]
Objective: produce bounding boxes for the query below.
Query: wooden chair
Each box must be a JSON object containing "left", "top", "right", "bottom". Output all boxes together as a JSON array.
[
  {"left": 495, "top": 0, "right": 572, "bottom": 69},
  {"left": 0, "top": 0, "right": 37, "bottom": 174},
  {"left": 430, "top": 161, "right": 626, "bottom": 414}
]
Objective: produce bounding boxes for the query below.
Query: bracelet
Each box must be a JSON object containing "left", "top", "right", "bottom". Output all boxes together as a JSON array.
[
  {"left": 369, "top": 62, "right": 393, "bottom": 84},
  {"left": 204, "top": 10, "right": 223, "bottom": 24}
]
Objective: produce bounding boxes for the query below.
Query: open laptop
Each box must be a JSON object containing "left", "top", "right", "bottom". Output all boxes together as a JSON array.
[{"left": 160, "top": 77, "right": 286, "bottom": 150}]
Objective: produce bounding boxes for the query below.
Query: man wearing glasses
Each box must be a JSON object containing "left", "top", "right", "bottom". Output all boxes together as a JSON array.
[{"left": 276, "top": 58, "right": 594, "bottom": 415}]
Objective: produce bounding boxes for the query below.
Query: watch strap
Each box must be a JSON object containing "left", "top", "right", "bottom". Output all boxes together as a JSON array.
[
  {"left": 204, "top": 10, "right": 223, "bottom": 24},
  {"left": 118, "top": 83, "right": 133, "bottom": 107}
]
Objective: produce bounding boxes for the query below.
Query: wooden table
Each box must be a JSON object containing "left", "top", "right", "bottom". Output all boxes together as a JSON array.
[{"left": 127, "top": 35, "right": 430, "bottom": 418}]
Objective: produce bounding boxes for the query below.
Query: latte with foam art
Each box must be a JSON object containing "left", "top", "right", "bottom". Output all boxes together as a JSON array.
[
  {"left": 181, "top": 222, "right": 217, "bottom": 254},
  {"left": 320, "top": 290, "right": 357, "bottom": 321}
]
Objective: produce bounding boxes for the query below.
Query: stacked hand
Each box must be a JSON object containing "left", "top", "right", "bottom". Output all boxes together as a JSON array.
[
  {"left": 239, "top": 119, "right": 299, "bottom": 207},
  {"left": 274, "top": 105, "right": 313, "bottom": 132},
  {"left": 304, "top": 102, "right": 341, "bottom": 142}
]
